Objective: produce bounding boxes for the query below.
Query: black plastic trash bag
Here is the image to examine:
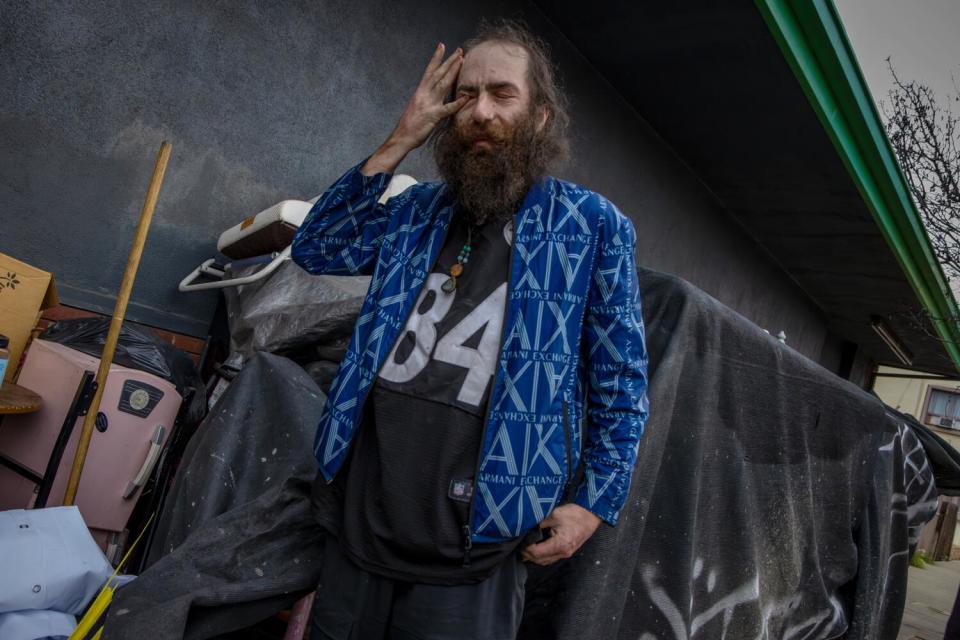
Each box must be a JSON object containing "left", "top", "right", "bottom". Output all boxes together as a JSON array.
[{"left": 41, "top": 317, "right": 206, "bottom": 425}]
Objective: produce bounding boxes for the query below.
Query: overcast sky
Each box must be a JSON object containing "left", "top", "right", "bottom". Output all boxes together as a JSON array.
[{"left": 834, "top": 0, "right": 960, "bottom": 110}]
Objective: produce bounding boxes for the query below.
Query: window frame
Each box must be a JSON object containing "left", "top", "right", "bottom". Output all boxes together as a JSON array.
[{"left": 921, "top": 383, "right": 960, "bottom": 431}]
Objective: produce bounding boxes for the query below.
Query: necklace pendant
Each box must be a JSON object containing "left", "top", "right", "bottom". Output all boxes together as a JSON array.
[
  {"left": 450, "top": 263, "right": 464, "bottom": 277},
  {"left": 442, "top": 276, "right": 457, "bottom": 293}
]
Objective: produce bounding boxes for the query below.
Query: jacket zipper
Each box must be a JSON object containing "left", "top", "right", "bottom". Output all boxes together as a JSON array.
[
  {"left": 463, "top": 218, "right": 517, "bottom": 566},
  {"left": 329, "top": 209, "right": 453, "bottom": 482}
]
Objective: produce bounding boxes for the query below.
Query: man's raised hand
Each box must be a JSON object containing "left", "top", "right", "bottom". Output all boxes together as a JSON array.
[
  {"left": 393, "top": 43, "right": 468, "bottom": 150},
  {"left": 362, "top": 43, "right": 468, "bottom": 176}
]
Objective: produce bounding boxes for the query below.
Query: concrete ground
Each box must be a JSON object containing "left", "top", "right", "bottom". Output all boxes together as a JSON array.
[{"left": 899, "top": 560, "right": 960, "bottom": 640}]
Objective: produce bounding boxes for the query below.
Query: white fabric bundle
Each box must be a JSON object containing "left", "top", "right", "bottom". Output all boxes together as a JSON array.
[{"left": 0, "top": 506, "right": 114, "bottom": 640}]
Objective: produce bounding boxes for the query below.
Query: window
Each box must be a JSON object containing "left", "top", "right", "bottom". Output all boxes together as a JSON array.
[{"left": 924, "top": 387, "right": 960, "bottom": 430}]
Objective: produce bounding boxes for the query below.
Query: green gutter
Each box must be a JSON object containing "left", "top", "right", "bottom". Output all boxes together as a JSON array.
[{"left": 755, "top": 0, "right": 960, "bottom": 373}]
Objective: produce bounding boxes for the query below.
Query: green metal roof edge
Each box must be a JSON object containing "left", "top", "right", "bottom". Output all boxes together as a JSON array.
[{"left": 754, "top": 0, "right": 960, "bottom": 373}]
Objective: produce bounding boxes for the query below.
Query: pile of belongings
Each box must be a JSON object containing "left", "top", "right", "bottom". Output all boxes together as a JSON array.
[{"left": 99, "top": 266, "right": 946, "bottom": 640}]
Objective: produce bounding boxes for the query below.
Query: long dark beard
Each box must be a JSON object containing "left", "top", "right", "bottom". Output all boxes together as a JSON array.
[{"left": 433, "top": 111, "right": 544, "bottom": 226}]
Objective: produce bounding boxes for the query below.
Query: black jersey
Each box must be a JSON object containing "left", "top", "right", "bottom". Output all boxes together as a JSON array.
[{"left": 338, "top": 215, "right": 527, "bottom": 584}]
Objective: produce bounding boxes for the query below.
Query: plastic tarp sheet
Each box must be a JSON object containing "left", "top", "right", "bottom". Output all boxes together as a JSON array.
[
  {"left": 223, "top": 259, "right": 370, "bottom": 360},
  {"left": 518, "top": 270, "right": 939, "bottom": 640},
  {"left": 41, "top": 318, "right": 205, "bottom": 425},
  {"left": 144, "top": 352, "right": 323, "bottom": 566},
  {"left": 889, "top": 406, "right": 960, "bottom": 495},
  {"left": 101, "top": 268, "right": 940, "bottom": 640}
]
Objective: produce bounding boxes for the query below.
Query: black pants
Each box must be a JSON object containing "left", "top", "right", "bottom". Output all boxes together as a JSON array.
[{"left": 309, "top": 541, "right": 527, "bottom": 640}]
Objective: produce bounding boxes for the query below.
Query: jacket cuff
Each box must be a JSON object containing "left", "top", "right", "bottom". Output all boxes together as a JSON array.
[
  {"left": 336, "top": 159, "right": 393, "bottom": 198},
  {"left": 572, "top": 475, "right": 623, "bottom": 526}
]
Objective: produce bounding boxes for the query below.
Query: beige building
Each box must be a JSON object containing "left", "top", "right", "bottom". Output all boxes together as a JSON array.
[{"left": 873, "top": 365, "right": 960, "bottom": 450}]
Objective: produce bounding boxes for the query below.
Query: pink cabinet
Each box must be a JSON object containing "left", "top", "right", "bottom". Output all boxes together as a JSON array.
[{"left": 0, "top": 340, "right": 182, "bottom": 552}]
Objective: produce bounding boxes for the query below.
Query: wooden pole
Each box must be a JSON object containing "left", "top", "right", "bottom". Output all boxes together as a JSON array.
[{"left": 63, "top": 141, "right": 172, "bottom": 506}]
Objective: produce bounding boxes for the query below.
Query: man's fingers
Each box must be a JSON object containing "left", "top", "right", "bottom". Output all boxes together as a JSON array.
[
  {"left": 521, "top": 537, "right": 570, "bottom": 566},
  {"left": 431, "top": 47, "right": 463, "bottom": 90},
  {"left": 420, "top": 43, "right": 446, "bottom": 83},
  {"left": 522, "top": 506, "right": 601, "bottom": 566},
  {"left": 523, "top": 536, "right": 563, "bottom": 562},
  {"left": 522, "top": 552, "right": 563, "bottom": 566},
  {"left": 539, "top": 513, "right": 560, "bottom": 529},
  {"left": 439, "top": 95, "right": 469, "bottom": 117},
  {"left": 524, "top": 532, "right": 574, "bottom": 561},
  {"left": 435, "top": 60, "right": 462, "bottom": 97}
]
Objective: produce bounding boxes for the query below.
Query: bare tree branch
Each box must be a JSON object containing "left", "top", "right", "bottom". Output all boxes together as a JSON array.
[{"left": 883, "top": 59, "right": 960, "bottom": 292}]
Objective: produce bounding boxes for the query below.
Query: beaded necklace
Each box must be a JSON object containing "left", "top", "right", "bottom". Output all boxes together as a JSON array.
[{"left": 441, "top": 225, "right": 473, "bottom": 293}]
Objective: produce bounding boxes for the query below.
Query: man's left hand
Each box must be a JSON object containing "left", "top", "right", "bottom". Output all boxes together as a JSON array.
[{"left": 520, "top": 503, "right": 602, "bottom": 566}]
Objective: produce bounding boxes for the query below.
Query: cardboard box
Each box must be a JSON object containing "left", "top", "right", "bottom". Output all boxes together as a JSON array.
[{"left": 0, "top": 254, "right": 58, "bottom": 382}]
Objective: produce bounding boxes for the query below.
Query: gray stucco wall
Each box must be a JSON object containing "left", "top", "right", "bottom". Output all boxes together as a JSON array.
[{"left": 1, "top": 0, "right": 827, "bottom": 360}]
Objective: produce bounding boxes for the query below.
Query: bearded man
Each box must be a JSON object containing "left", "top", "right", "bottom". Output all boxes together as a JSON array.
[{"left": 292, "top": 20, "right": 648, "bottom": 640}]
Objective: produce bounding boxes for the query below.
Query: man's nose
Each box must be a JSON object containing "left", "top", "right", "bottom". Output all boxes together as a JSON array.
[{"left": 471, "top": 93, "right": 496, "bottom": 124}]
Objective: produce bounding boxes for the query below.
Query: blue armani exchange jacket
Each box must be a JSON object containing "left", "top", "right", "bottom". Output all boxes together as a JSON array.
[{"left": 291, "top": 162, "right": 649, "bottom": 546}]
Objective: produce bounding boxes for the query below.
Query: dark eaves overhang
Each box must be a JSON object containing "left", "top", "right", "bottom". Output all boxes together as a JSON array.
[
  {"left": 534, "top": 0, "right": 960, "bottom": 376},
  {"left": 755, "top": 0, "right": 960, "bottom": 372}
]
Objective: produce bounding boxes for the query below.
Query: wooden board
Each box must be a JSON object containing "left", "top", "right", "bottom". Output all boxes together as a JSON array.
[{"left": 0, "top": 382, "right": 43, "bottom": 414}]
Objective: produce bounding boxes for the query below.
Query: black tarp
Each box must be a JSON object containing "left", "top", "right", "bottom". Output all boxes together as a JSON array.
[
  {"left": 144, "top": 352, "right": 323, "bottom": 567},
  {"left": 519, "top": 270, "right": 939, "bottom": 640},
  {"left": 102, "top": 269, "right": 939, "bottom": 640},
  {"left": 887, "top": 406, "right": 960, "bottom": 496}
]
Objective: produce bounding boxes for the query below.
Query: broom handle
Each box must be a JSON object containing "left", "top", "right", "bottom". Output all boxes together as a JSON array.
[{"left": 63, "top": 141, "right": 172, "bottom": 506}]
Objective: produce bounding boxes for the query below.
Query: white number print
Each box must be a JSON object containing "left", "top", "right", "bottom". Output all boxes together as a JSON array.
[
  {"left": 379, "top": 274, "right": 506, "bottom": 407},
  {"left": 435, "top": 282, "right": 506, "bottom": 406},
  {"left": 379, "top": 273, "right": 455, "bottom": 384}
]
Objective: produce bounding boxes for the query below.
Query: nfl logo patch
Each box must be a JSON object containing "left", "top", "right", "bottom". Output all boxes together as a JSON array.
[{"left": 448, "top": 478, "right": 473, "bottom": 503}]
